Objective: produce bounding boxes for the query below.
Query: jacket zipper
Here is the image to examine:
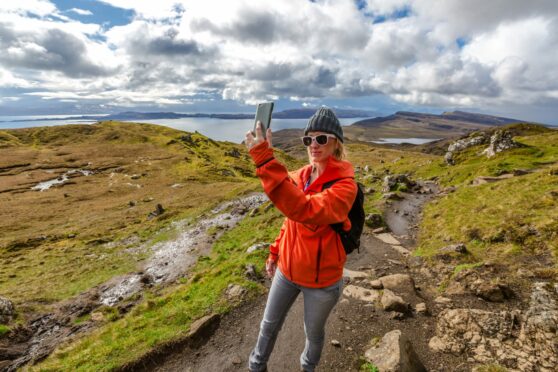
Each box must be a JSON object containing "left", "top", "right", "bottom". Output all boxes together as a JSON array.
[{"left": 315, "top": 237, "right": 322, "bottom": 283}]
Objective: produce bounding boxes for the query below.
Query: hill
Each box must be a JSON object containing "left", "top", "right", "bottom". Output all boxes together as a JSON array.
[{"left": 1, "top": 120, "right": 557, "bottom": 371}]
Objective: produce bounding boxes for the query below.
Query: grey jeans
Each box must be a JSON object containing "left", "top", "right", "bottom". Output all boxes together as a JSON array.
[{"left": 248, "top": 268, "right": 343, "bottom": 372}]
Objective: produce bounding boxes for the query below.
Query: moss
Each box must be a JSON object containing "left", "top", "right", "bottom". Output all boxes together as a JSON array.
[{"left": 0, "top": 324, "right": 10, "bottom": 337}]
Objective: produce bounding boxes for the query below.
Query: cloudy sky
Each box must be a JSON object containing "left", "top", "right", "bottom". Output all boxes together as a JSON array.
[{"left": 0, "top": 0, "right": 557, "bottom": 123}]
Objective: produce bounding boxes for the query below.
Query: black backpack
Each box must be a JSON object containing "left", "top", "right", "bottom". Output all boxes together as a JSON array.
[{"left": 322, "top": 178, "right": 365, "bottom": 254}]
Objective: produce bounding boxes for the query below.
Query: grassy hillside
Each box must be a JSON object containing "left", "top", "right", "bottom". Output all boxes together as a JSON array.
[
  {"left": 0, "top": 121, "right": 303, "bottom": 311},
  {"left": 32, "top": 201, "right": 285, "bottom": 371},
  {"left": 394, "top": 124, "right": 558, "bottom": 279}
]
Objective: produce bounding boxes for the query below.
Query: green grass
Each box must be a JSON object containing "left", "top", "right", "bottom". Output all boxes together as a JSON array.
[
  {"left": 0, "top": 324, "right": 10, "bottom": 337},
  {"left": 415, "top": 170, "right": 558, "bottom": 261},
  {"left": 405, "top": 127, "right": 558, "bottom": 279},
  {"left": 32, "top": 201, "right": 285, "bottom": 371},
  {"left": 360, "top": 361, "right": 379, "bottom": 372}
]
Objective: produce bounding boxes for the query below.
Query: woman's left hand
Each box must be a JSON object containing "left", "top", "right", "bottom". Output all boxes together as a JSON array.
[{"left": 245, "top": 121, "right": 272, "bottom": 150}]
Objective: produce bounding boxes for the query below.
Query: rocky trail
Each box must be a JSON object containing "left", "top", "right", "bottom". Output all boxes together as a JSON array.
[{"left": 144, "top": 181, "right": 475, "bottom": 372}]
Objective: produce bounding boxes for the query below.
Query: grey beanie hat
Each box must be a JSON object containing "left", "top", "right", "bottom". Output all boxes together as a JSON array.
[{"left": 304, "top": 107, "right": 343, "bottom": 142}]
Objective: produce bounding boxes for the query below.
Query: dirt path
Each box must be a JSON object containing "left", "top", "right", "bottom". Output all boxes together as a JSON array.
[{"left": 153, "top": 182, "right": 472, "bottom": 372}]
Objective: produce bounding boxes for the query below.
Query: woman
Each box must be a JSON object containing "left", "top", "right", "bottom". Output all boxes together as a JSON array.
[{"left": 244, "top": 107, "right": 358, "bottom": 372}]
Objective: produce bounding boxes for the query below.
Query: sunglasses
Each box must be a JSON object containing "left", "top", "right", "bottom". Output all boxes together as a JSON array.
[{"left": 301, "top": 134, "right": 337, "bottom": 146}]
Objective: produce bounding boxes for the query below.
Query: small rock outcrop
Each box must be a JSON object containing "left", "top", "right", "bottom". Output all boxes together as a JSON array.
[
  {"left": 383, "top": 174, "right": 415, "bottom": 193},
  {"left": 0, "top": 296, "right": 15, "bottom": 324},
  {"left": 445, "top": 133, "right": 489, "bottom": 165},
  {"left": 429, "top": 282, "right": 558, "bottom": 371},
  {"left": 482, "top": 130, "right": 522, "bottom": 158},
  {"left": 365, "top": 330, "right": 427, "bottom": 372}
]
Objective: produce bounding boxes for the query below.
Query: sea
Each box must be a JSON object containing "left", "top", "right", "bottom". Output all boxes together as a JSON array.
[{"left": 0, "top": 115, "right": 438, "bottom": 144}]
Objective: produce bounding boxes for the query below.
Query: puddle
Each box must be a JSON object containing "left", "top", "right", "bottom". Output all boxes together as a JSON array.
[{"left": 31, "top": 169, "right": 93, "bottom": 191}]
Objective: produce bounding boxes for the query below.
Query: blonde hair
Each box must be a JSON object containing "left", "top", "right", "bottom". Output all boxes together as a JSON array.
[{"left": 333, "top": 141, "right": 347, "bottom": 161}]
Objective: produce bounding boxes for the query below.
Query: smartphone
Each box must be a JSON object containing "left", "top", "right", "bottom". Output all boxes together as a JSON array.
[{"left": 253, "top": 102, "right": 274, "bottom": 139}]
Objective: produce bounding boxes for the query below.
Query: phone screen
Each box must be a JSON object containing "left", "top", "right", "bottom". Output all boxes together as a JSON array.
[{"left": 253, "top": 102, "right": 274, "bottom": 139}]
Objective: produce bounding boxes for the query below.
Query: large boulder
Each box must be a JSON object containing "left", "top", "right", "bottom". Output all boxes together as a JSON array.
[
  {"left": 364, "top": 330, "right": 427, "bottom": 372},
  {"left": 0, "top": 296, "right": 15, "bottom": 324}
]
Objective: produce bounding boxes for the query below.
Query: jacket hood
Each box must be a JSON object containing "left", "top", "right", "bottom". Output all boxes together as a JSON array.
[{"left": 292, "top": 155, "right": 354, "bottom": 193}]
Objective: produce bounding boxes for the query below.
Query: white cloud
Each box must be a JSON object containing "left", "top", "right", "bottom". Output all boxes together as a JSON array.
[
  {"left": 0, "top": 0, "right": 56, "bottom": 17},
  {"left": 68, "top": 8, "right": 93, "bottom": 16},
  {"left": 0, "top": 0, "right": 557, "bottom": 120}
]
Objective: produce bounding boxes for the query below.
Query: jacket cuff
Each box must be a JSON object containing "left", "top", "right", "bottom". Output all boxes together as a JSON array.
[{"left": 249, "top": 141, "right": 274, "bottom": 168}]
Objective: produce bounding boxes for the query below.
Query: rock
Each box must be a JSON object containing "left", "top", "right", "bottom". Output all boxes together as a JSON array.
[
  {"left": 147, "top": 204, "right": 165, "bottom": 220},
  {"left": 331, "top": 339, "right": 341, "bottom": 347},
  {"left": 343, "top": 268, "right": 368, "bottom": 280},
  {"left": 482, "top": 130, "right": 521, "bottom": 158},
  {"left": 246, "top": 242, "right": 269, "bottom": 254},
  {"left": 224, "top": 148, "right": 241, "bottom": 158},
  {"left": 390, "top": 245, "right": 411, "bottom": 257},
  {"left": 434, "top": 296, "right": 452, "bottom": 305},
  {"left": 379, "top": 274, "right": 416, "bottom": 295},
  {"left": 244, "top": 264, "right": 260, "bottom": 281},
  {"left": 382, "top": 192, "right": 403, "bottom": 200},
  {"left": 220, "top": 169, "right": 235, "bottom": 177},
  {"left": 248, "top": 207, "right": 260, "bottom": 217},
  {"left": 231, "top": 355, "right": 242, "bottom": 365},
  {"left": 444, "top": 133, "right": 489, "bottom": 165},
  {"left": 372, "top": 227, "right": 386, "bottom": 234},
  {"left": 370, "top": 279, "right": 383, "bottom": 289},
  {"left": 364, "top": 165, "right": 370, "bottom": 173},
  {"left": 130, "top": 174, "right": 140, "bottom": 180},
  {"left": 225, "top": 284, "right": 246, "bottom": 300},
  {"left": 0, "top": 296, "right": 15, "bottom": 324},
  {"left": 407, "top": 256, "right": 423, "bottom": 268},
  {"left": 188, "top": 313, "right": 220, "bottom": 339},
  {"left": 364, "top": 330, "right": 426, "bottom": 372},
  {"left": 91, "top": 312, "right": 105, "bottom": 322},
  {"left": 381, "top": 289, "right": 409, "bottom": 313},
  {"left": 375, "top": 233, "right": 401, "bottom": 245},
  {"left": 470, "top": 279, "right": 514, "bottom": 302},
  {"left": 343, "top": 285, "right": 380, "bottom": 303},
  {"left": 364, "top": 187, "right": 375, "bottom": 194},
  {"left": 472, "top": 174, "right": 513, "bottom": 185},
  {"left": 415, "top": 303, "right": 428, "bottom": 314},
  {"left": 438, "top": 243, "right": 468, "bottom": 254},
  {"left": 365, "top": 213, "right": 384, "bottom": 228},
  {"left": 383, "top": 174, "right": 415, "bottom": 192}
]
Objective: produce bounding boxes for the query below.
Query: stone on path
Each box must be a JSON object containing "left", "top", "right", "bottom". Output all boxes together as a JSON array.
[
  {"left": 375, "top": 233, "right": 401, "bottom": 245},
  {"left": 379, "top": 274, "right": 416, "bottom": 295},
  {"left": 381, "top": 289, "right": 409, "bottom": 313},
  {"left": 415, "top": 303, "right": 428, "bottom": 314},
  {"left": 343, "top": 285, "right": 380, "bottom": 303},
  {"left": 343, "top": 268, "right": 369, "bottom": 280},
  {"left": 391, "top": 245, "right": 411, "bottom": 256},
  {"left": 365, "top": 330, "right": 427, "bottom": 372},
  {"left": 0, "top": 296, "right": 15, "bottom": 324}
]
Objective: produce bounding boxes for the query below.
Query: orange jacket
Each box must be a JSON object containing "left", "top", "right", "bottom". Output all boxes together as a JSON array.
[{"left": 249, "top": 140, "right": 358, "bottom": 288}]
